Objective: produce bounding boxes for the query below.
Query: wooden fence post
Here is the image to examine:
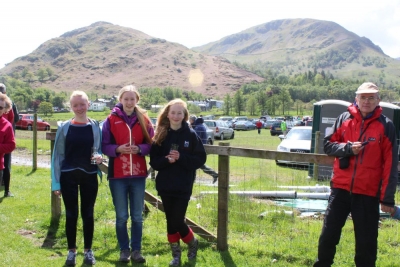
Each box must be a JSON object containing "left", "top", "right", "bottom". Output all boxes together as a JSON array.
[
  {"left": 32, "top": 114, "right": 38, "bottom": 170},
  {"left": 217, "top": 142, "right": 230, "bottom": 251},
  {"left": 313, "top": 131, "right": 320, "bottom": 180},
  {"left": 46, "top": 129, "right": 61, "bottom": 221}
]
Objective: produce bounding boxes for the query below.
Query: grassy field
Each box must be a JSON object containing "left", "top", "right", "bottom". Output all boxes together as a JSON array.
[{"left": 4, "top": 123, "right": 400, "bottom": 266}]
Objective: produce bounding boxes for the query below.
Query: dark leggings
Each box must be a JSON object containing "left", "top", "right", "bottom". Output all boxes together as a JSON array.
[
  {"left": 314, "top": 188, "right": 379, "bottom": 267},
  {"left": 3, "top": 153, "right": 11, "bottom": 192},
  {"left": 60, "top": 170, "right": 98, "bottom": 250},
  {"left": 160, "top": 195, "right": 190, "bottom": 238}
]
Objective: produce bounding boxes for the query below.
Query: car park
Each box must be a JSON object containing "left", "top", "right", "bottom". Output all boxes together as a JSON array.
[
  {"left": 233, "top": 120, "right": 256, "bottom": 131},
  {"left": 270, "top": 120, "right": 293, "bottom": 136},
  {"left": 276, "top": 126, "right": 312, "bottom": 165},
  {"left": 16, "top": 114, "right": 51, "bottom": 131},
  {"left": 203, "top": 120, "right": 234, "bottom": 140}
]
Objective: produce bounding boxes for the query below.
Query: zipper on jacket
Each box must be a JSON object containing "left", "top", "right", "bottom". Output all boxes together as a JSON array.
[
  {"left": 126, "top": 123, "right": 133, "bottom": 175},
  {"left": 350, "top": 119, "right": 365, "bottom": 194}
]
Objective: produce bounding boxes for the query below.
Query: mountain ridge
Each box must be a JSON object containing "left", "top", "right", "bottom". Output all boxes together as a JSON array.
[{"left": 0, "top": 21, "right": 263, "bottom": 97}]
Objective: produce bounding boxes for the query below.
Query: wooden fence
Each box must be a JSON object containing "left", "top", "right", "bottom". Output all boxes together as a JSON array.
[{"left": 45, "top": 132, "right": 400, "bottom": 251}]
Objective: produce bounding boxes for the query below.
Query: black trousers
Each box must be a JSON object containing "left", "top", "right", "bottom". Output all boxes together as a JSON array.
[
  {"left": 2, "top": 153, "right": 11, "bottom": 192},
  {"left": 60, "top": 170, "right": 98, "bottom": 250},
  {"left": 314, "top": 188, "right": 380, "bottom": 267},
  {"left": 160, "top": 195, "right": 190, "bottom": 238}
]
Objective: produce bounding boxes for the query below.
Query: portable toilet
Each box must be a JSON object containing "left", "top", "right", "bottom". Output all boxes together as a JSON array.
[
  {"left": 310, "top": 100, "right": 400, "bottom": 180},
  {"left": 309, "top": 100, "right": 351, "bottom": 179}
]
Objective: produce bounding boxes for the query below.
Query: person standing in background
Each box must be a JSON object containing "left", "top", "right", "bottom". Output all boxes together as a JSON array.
[
  {"left": 0, "top": 83, "right": 18, "bottom": 197},
  {"left": 150, "top": 99, "right": 206, "bottom": 266},
  {"left": 255, "top": 119, "right": 263, "bottom": 134},
  {"left": 280, "top": 118, "right": 287, "bottom": 136},
  {"left": 0, "top": 93, "right": 16, "bottom": 196},
  {"left": 51, "top": 91, "right": 103, "bottom": 266},
  {"left": 189, "top": 115, "right": 218, "bottom": 183},
  {"left": 313, "top": 82, "right": 398, "bottom": 267},
  {"left": 101, "top": 85, "right": 154, "bottom": 264}
]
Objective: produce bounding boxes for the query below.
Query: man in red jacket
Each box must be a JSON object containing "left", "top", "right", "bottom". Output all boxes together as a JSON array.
[{"left": 313, "top": 82, "right": 398, "bottom": 267}]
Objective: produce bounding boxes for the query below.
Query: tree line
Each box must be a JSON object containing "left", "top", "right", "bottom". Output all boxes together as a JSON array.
[{"left": 2, "top": 67, "right": 400, "bottom": 117}]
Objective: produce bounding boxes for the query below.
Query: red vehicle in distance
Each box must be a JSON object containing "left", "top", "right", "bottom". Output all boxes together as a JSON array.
[{"left": 16, "top": 114, "right": 51, "bottom": 131}]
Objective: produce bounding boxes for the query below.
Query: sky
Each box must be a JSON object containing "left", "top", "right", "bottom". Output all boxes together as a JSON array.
[{"left": 1, "top": 0, "right": 399, "bottom": 69}]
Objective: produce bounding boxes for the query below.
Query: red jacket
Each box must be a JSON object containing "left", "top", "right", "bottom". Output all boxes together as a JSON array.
[
  {"left": 256, "top": 121, "right": 263, "bottom": 129},
  {"left": 106, "top": 114, "right": 148, "bottom": 179},
  {"left": 0, "top": 117, "right": 16, "bottom": 169},
  {"left": 324, "top": 104, "right": 398, "bottom": 206}
]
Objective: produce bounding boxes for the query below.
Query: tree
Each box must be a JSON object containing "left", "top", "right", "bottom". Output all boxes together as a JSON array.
[
  {"left": 246, "top": 95, "right": 257, "bottom": 116},
  {"left": 38, "top": 101, "right": 53, "bottom": 116},
  {"left": 277, "top": 88, "right": 292, "bottom": 115},
  {"left": 188, "top": 103, "right": 201, "bottom": 114},
  {"left": 52, "top": 92, "right": 67, "bottom": 108},
  {"left": 37, "top": 68, "right": 48, "bottom": 83},
  {"left": 233, "top": 90, "right": 245, "bottom": 115},
  {"left": 257, "top": 90, "right": 268, "bottom": 115},
  {"left": 223, "top": 94, "right": 232, "bottom": 115}
]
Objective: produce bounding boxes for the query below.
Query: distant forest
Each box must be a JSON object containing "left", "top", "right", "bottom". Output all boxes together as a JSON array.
[{"left": 2, "top": 67, "right": 400, "bottom": 117}]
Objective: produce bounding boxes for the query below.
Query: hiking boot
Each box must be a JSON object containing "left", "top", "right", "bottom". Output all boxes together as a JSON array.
[
  {"left": 84, "top": 249, "right": 96, "bottom": 265},
  {"left": 65, "top": 250, "right": 77, "bottom": 266},
  {"left": 187, "top": 237, "right": 199, "bottom": 260},
  {"left": 4, "top": 191, "right": 14, "bottom": 197},
  {"left": 131, "top": 250, "right": 146, "bottom": 263},
  {"left": 212, "top": 175, "right": 218, "bottom": 184},
  {"left": 119, "top": 249, "right": 131, "bottom": 262},
  {"left": 169, "top": 242, "right": 181, "bottom": 266}
]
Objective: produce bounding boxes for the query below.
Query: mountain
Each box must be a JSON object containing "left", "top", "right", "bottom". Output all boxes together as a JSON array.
[
  {"left": 0, "top": 22, "right": 264, "bottom": 97},
  {"left": 193, "top": 19, "right": 400, "bottom": 87}
]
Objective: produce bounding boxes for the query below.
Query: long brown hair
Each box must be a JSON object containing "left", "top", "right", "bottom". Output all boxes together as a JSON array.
[
  {"left": 153, "top": 99, "right": 188, "bottom": 145},
  {"left": 118, "top": 85, "right": 153, "bottom": 144}
]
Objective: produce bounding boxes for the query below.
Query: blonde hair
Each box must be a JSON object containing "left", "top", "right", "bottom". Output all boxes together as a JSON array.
[
  {"left": 118, "top": 85, "right": 153, "bottom": 144},
  {"left": 153, "top": 99, "right": 188, "bottom": 145},
  {"left": 70, "top": 90, "right": 89, "bottom": 103},
  {"left": 0, "top": 93, "right": 12, "bottom": 113}
]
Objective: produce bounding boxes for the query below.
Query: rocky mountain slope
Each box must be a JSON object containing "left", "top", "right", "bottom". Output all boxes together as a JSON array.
[
  {"left": 193, "top": 19, "right": 400, "bottom": 87},
  {"left": 0, "top": 22, "right": 264, "bottom": 97}
]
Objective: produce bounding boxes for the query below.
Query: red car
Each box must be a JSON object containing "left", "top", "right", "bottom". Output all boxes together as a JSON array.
[{"left": 16, "top": 114, "right": 51, "bottom": 131}]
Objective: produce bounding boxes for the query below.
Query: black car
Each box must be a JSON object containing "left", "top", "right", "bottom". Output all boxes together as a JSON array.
[{"left": 270, "top": 120, "right": 293, "bottom": 136}]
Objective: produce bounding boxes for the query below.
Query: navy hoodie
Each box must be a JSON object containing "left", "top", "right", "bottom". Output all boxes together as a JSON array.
[{"left": 149, "top": 121, "right": 207, "bottom": 199}]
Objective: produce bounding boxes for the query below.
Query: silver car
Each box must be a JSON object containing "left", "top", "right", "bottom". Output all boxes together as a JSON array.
[{"left": 204, "top": 120, "right": 235, "bottom": 140}]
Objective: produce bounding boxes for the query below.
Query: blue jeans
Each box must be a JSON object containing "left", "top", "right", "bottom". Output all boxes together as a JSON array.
[{"left": 109, "top": 178, "right": 146, "bottom": 251}]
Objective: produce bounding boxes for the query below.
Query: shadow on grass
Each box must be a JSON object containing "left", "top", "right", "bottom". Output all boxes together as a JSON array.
[
  {"left": 41, "top": 217, "right": 60, "bottom": 248},
  {"left": 220, "top": 251, "right": 237, "bottom": 267}
]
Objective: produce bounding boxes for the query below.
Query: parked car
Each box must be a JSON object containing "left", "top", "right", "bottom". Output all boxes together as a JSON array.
[
  {"left": 270, "top": 120, "right": 293, "bottom": 136},
  {"left": 16, "top": 114, "right": 51, "bottom": 131},
  {"left": 305, "top": 120, "right": 313, "bottom": 126},
  {"left": 232, "top": 116, "right": 248, "bottom": 123},
  {"left": 264, "top": 120, "right": 276, "bottom": 129},
  {"left": 150, "top": 118, "right": 157, "bottom": 129},
  {"left": 219, "top": 116, "right": 233, "bottom": 121},
  {"left": 276, "top": 126, "right": 312, "bottom": 165},
  {"left": 203, "top": 120, "right": 234, "bottom": 140},
  {"left": 233, "top": 120, "right": 256, "bottom": 131},
  {"left": 203, "top": 123, "right": 215, "bottom": 145}
]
